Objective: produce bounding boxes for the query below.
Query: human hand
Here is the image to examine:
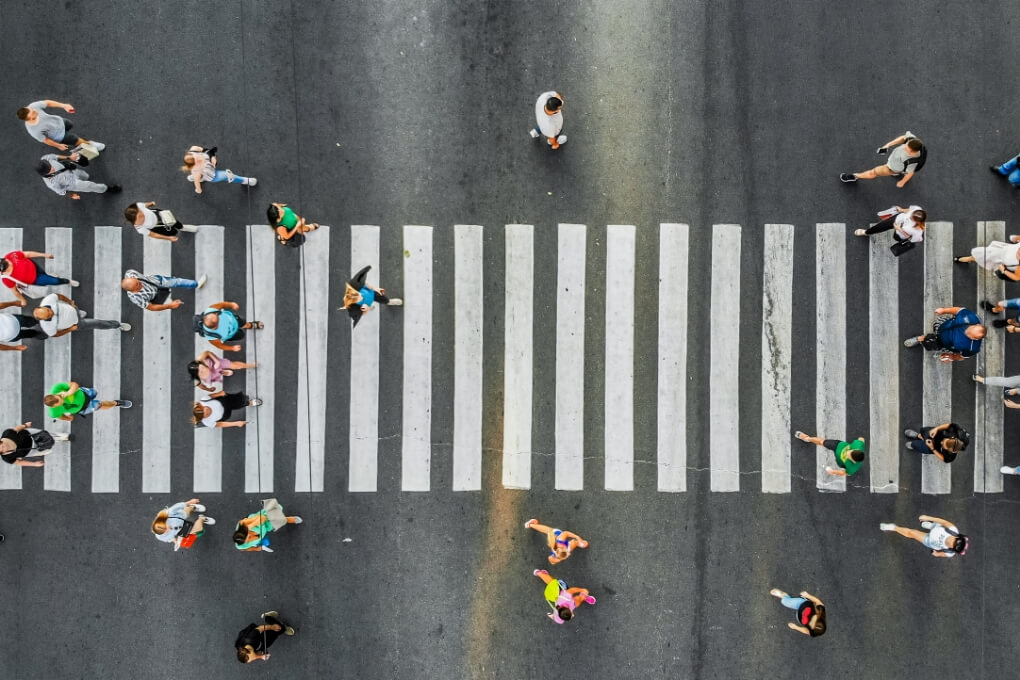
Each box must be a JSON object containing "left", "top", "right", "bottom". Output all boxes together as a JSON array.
[
  {"left": 876, "top": 146, "right": 888, "bottom": 154},
  {"left": 70, "top": 193, "right": 80, "bottom": 200},
  {"left": 169, "top": 299, "right": 183, "bottom": 309},
  {"left": 14, "top": 345, "right": 26, "bottom": 351},
  {"left": 64, "top": 103, "right": 75, "bottom": 113},
  {"left": 70, "top": 152, "right": 80, "bottom": 162},
  {"left": 230, "top": 344, "right": 241, "bottom": 352},
  {"left": 361, "top": 304, "right": 369, "bottom": 312},
  {"left": 56, "top": 143, "right": 69, "bottom": 151},
  {"left": 377, "top": 287, "right": 386, "bottom": 295},
  {"left": 230, "top": 301, "right": 240, "bottom": 310},
  {"left": 23, "top": 421, "right": 31, "bottom": 428},
  {"left": 169, "top": 236, "right": 178, "bottom": 242}
]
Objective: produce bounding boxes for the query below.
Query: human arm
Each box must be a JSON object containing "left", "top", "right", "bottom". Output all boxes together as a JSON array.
[
  {"left": 216, "top": 420, "right": 248, "bottom": 428},
  {"left": 0, "top": 344, "right": 27, "bottom": 351},
  {"left": 918, "top": 514, "right": 955, "bottom": 528},
  {"left": 800, "top": 592, "right": 823, "bottom": 605},
  {"left": 51, "top": 325, "right": 76, "bottom": 338},
  {"left": 931, "top": 551, "right": 954, "bottom": 558},
  {"left": 996, "top": 265, "right": 1020, "bottom": 282},
  {"left": 55, "top": 293, "right": 76, "bottom": 306},
  {"left": 824, "top": 466, "right": 847, "bottom": 476},
  {"left": 146, "top": 299, "right": 183, "bottom": 311},
  {"left": 147, "top": 232, "right": 178, "bottom": 242},
  {"left": 209, "top": 301, "right": 239, "bottom": 311},
  {"left": 0, "top": 301, "right": 20, "bottom": 311},
  {"left": 209, "top": 339, "right": 241, "bottom": 352},
  {"left": 896, "top": 171, "right": 914, "bottom": 188},
  {"left": 934, "top": 307, "right": 961, "bottom": 315},
  {"left": 14, "top": 459, "right": 44, "bottom": 467},
  {"left": 191, "top": 156, "right": 206, "bottom": 193},
  {"left": 23, "top": 251, "right": 53, "bottom": 260},
  {"left": 787, "top": 623, "right": 811, "bottom": 635}
]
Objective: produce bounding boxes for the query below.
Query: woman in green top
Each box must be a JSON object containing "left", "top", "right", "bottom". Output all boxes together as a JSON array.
[
  {"left": 267, "top": 203, "right": 319, "bottom": 246},
  {"left": 43, "top": 381, "right": 131, "bottom": 420},
  {"left": 794, "top": 431, "right": 866, "bottom": 477}
]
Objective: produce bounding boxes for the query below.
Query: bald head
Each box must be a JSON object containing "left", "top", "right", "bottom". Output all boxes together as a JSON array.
[{"left": 121, "top": 278, "right": 142, "bottom": 292}]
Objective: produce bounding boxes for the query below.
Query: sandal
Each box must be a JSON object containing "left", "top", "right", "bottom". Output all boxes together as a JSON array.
[
  {"left": 249, "top": 397, "right": 264, "bottom": 407},
  {"left": 249, "top": 320, "right": 264, "bottom": 330}
]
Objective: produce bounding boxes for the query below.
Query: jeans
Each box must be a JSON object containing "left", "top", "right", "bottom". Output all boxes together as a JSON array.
[
  {"left": 151, "top": 275, "right": 197, "bottom": 289},
  {"left": 1002, "top": 298, "right": 1020, "bottom": 310},
  {"left": 33, "top": 270, "right": 67, "bottom": 286},
  {"left": 210, "top": 169, "right": 247, "bottom": 184},
  {"left": 781, "top": 595, "right": 806, "bottom": 611},
  {"left": 995, "top": 156, "right": 1020, "bottom": 186}
]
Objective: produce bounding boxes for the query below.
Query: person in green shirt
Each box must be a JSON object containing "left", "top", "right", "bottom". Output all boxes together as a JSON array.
[
  {"left": 794, "top": 430, "right": 866, "bottom": 477},
  {"left": 266, "top": 202, "right": 319, "bottom": 246},
  {"left": 43, "top": 381, "right": 131, "bottom": 421}
]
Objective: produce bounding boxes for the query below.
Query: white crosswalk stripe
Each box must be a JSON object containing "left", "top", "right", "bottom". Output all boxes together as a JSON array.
[{"left": 0, "top": 222, "right": 1013, "bottom": 495}]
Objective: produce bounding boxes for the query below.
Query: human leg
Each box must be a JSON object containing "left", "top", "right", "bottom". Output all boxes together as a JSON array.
[
  {"left": 533, "top": 569, "right": 554, "bottom": 585},
  {"left": 892, "top": 526, "right": 927, "bottom": 544},
  {"left": 981, "top": 375, "right": 1020, "bottom": 388},
  {"left": 151, "top": 274, "right": 198, "bottom": 289},
  {"left": 780, "top": 595, "right": 807, "bottom": 611},
  {"left": 864, "top": 216, "right": 897, "bottom": 235},
  {"left": 260, "top": 616, "right": 284, "bottom": 648},
  {"left": 350, "top": 265, "right": 371, "bottom": 289},
  {"left": 78, "top": 318, "right": 122, "bottom": 330},
  {"left": 525, "top": 519, "right": 556, "bottom": 547},
  {"left": 32, "top": 270, "right": 69, "bottom": 286},
  {"left": 793, "top": 431, "right": 824, "bottom": 447},
  {"left": 220, "top": 391, "right": 251, "bottom": 411},
  {"left": 69, "top": 176, "right": 109, "bottom": 194}
]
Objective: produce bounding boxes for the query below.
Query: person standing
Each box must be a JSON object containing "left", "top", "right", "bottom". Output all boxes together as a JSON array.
[
  {"left": 0, "top": 300, "right": 47, "bottom": 350},
  {"left": 954, "top": 236, "right": 1020, "bottom": 281},
  {"left": 36, "top": 153, "right": 120, "bottom": 200},
  {"left": 1, "top": 250, "right": 77, "bottom": 305},
  {"left": 903, "top": 306, "right": 984, "bottom": 362},
  {"left": 235, "top": 611, "right": 295, "bottom": 663},
  {"left": 793, "top": 431, "right": 865, "bottom": 477},
  {"left": 192, "top": 391, "right": 262, "bottom": 428},
  {"left": 880, "top": 515, "right": 968, "bottom": 557},
  {"left": 187, "top": 351, "right": 256, "bottom": 393},
  {"left": 232, "top": 498, "right": 303, "bottom": 553},
  {"left": 124, "top": 202, "right": 199, "bottom": 242},
  {"left": 902, "top": 423, "right": 968, "bottom": 463},
  {"left": 342, "top": 265, "right": 402, "bottom": 328},
  {"left": 121, "top": 269, "right": 206, "bottom": 312},
  {"left": 33, "top": 292, "right": 130, "bottom": 336},
  {"left": 533, "top": 569, "right": 595, "bottom": 624},
  {"left": 267, "top": 202, "right": 320, "bottom": 246},
  {"left": 524, "top": 518, "right": 589, "bottom": 565},
  {"left": 529, "top": 91, "right": 567, "bottom": 149},
  {"left": 44, "top": 380, "right": 131, "bottom": 420},
  {"left": 150, "top": 499, "right": 215, "bottom": 551},
  {"left": 990, "top": 153, "right": 1020, "bottom": 187},
  {"left": 0, "top": 421, "right": 66, "bottom": 468},
  {"left": 768, "top": 589, "right": 826, "bottom": 637},
  {"left": 17, "top": 99, "right": 104, "bottom": 151},
  {"left": 181, "top": 145, "right": 256, "bottom": 194},
  {"left": 840, "top": 131, "right": 926, "bottom": 187},
  {"left": 193, "top": 302, "right": 262, "bottom": 352}
]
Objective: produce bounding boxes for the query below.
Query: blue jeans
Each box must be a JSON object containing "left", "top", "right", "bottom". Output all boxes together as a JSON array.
[
  {"left": 151, "top": 275, "right": 197, "bottom": 289},
  {"left": 1002, "top": 298, "right": 1020, "bottom": 310},
  {"left": 33, "top": 270, "right": 66, "bottom": 286},
  {"left": 79, "top": 387, "right": 100, "bottom": 415},
  {"left": 995, "top": 156, "right": 1020, "bottom": 186},
  {"left": 210, "top": 169, "right": 247, "bottom": 184},
  {"left": 781, "top": 595, "right": 806, "bottom": 611}
]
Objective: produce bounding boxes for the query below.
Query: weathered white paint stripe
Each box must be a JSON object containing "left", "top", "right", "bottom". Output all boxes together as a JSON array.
[
  {"left": 605, "top": 225, "right": 635, "bottom": 491},
  {"left": 452, "top": 225, "right": 483, "bottom": 491},
  {"left": 92, "top": 227, "right": 121, "bottom": 493},
  {"left": 349, "top": 226, "right": 380, "bottom": 492},
  {"left": 657, "top": 223, "right": 688, "bottom": 492},
  {"left": 0, "top": 229, "right": 23, "bottom": 490},
  {"left": 245, "top": 225, "right": 276, "bottom": 493},
  {"left": 710, "top": 224, "right": 741, "bottom": 491},
  {"left": 42, "top": 228, "right": 72, "bottom": 492},
  {"left": 922, "top": 222, "right": 953, "bottom": 494},
  {"left": 402, "top": 225, "right": 433, "bottom": 491},
  {"left": 761, "top": 224, "right": 794, "bottom": 493},
  {"left": 555, "top": 223, "right": 586, "bottom": 491},
  {"left": 142, "top": 237, "right": 172, "bottom": 492},
  {"left": 193, "top": 226, "right": 224, "bottom": 493},
  {"left": 503, "top": 224, "right": 533, "bottom": 489},
  {"left": 816, "top": 224, "right": 847, "bottom": 492},
  {"left": 295, "top": 226, "right": 330, "bottom": 493},
  {"left": 975, "top": 221, "right": 1006, "bottom": 493},
  {"left": 869, "top": 237, "right": 900, "bottom": 493}
]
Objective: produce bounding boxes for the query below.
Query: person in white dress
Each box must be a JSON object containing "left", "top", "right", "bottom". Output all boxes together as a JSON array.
[{"left": 955, "top": 234, "right": 1020, "bottom": 280}]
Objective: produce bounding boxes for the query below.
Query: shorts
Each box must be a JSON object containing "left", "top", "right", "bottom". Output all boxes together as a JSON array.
[
  {"left": 78, "top": 387, "right": 101, "bottom": 415},
  {"left": 822, "top": 439, "right": 843, "bottom": 452},
  {"left": 58, "top": 119, "right": 81, "bottom": 147},
  {"left": 226, "top": 315, "right": 246, "bottom": 341}
]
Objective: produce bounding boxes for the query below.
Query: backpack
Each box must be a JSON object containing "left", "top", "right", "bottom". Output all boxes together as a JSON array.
[{"left": 193, "top": 311, "right": 219, "bottom": 338}]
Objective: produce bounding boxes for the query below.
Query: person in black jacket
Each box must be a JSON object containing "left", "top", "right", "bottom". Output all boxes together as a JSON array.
[
  {"left": 903, "top": 422, "right": 969, "bottom": 463},
  {"left": 235, "top": 611, "right": 295, "bottom": 663}
]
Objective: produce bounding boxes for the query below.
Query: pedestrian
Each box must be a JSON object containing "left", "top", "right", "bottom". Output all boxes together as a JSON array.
[
  {"left": 232, "top": 498, "right": 303, "bottom": 553},
  {"left": 954, "top": 236, "right": 1020, "bottom": 281},
  {"left": 524, "top": 518, "right": 589, "bottom": 565},
  {"left": 191, "top": 391, "right": 262, "bottom": 429},
  {"left": 181, "top": 145, "right": 256, "bottom": 194},
  {"left": 879, "top": 515, "right": 968, "bottom": 558},
  {"left": 187, "top": 351, "right": 256, "bottom": 393},
  {"left": 124, "top": 201, "right": 199, "bottom": 242},
  {"left": 36, "top": 153, "right": 119, "bottom": 200},
  {"left": 33, "top": 292, "right": 130, "bottom": 337},
  {"left": 193, "top": 302, "right": 262, "bottom": 352},
  {"left": 902, "top": 423, "right": 969, "bottom": 463},
  {"left": 977, "top": 298, "right": 1020, "bottom": 333},
  {"left": 1001, "top": 388, "right": 1020, "bottom": 411},
  {"left": 120, "top": 269, "right": 206, "bottom": 312},
  {"left": 235, "top": 611, "right": 295, "bottom": 663},
  {"left": 903, "top": 306, "right": 984, "bottom": 362},
  {"left": 150, "top": 499, "right": 215, "bottom": 551},
  {"left": 529, "top": 91, "right": 567, "bottom": 149},
  {"left": 17, "top": 99, "right": 104, "bottom": 151},
  {"left": 533, "top": 569, "right": 595, "bottom": 624},
  {"left": 853, "top": 205, "right": 926, "bottom": 256},
  {"left": 793, "top": 430, "right": 865, "bottom": 477},
  {"left": 840, "top": 131, "right": 926, "bottom": 187},
  {"left": 0, "top": 300, "right": 47, "bottom": 351},
  {"left": 973, "top": 373, "right": 1020, "bottom": 390},
  {"left": 1, "top": 250, "right": 77, "bottom": 305},
  {"left": 44, "top": 380, "right": 131, "bottom": 421},
  {"left": 267, "top": 202, "right": 320, "bottom": 247},
  {"left": 768, "top": 588, "right": 826, "bottom": 637},
  {"left": 0, "top": 421, "right": 66, "bottom": 468},
  {"left": 342, "top": 265, "right": 402, "bottom": 328},
  {"left": 989, "top": 153, "right": 1020, "bottom": 188}
]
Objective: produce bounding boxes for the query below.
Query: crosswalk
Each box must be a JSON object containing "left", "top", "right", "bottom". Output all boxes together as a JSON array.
[{"left": 0, "top": 222, "right": 1011, "bottom": 495}]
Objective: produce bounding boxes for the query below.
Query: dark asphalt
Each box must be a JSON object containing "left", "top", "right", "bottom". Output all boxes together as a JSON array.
[{"left": 2, "top": 1, "right": 1020, "bottom": 679}]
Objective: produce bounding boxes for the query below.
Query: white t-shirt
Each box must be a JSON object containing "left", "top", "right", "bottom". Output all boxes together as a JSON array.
[
  {"left": 200, "top": 397, "right": 224, "bottom": 428},
  {"left": 38, "top": 293, "right": 79, "bottom": 336},
  {"left": 924, "top": 524, "right": 959, "bottom": 555},
  {"left": 134, "top": 203, "right": 158, "bottom": 234},
  {"left": 0, "top": 314, "right": 21, "bottom": 342},
  {"left": 534, "top": 91, "right": 564, "bottom": 138},
  {"left": 894, "top": 205, "right": 925, "bottom": 243}
]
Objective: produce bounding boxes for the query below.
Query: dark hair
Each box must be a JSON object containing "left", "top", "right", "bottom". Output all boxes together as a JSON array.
[
  {"left": 906, "top": 138, "right": 924, "bottom": 152},
  {"left": 557, "top": 607, "right": 572, "bottom": 621},
  {"left": 233, "top": 527, "right": 248, "bottom": 545},
  {"left": 267, "top": 204, "right": 281, "bottom": 226},
  {"left": 35, "top": 160, "right": 52, "bottom": 176},
  {"left": 236, "top": 647, "right": 250, "bottom": 663},
  {"left": 952, "top": 534, "right": 969, "bottom": 554},
  {"left": 187, "top": 360, "right": 202, "bottom": 385},
  {"left": 546, "top": 96, "right": 563, "bottom": 111},
  {"left": 849, "top": 450, "right": 865, "bottom": 463},
  {"left": 911, "top": 209, "right": 927, "bottom": 225},
  {"left": 942, "top": 437, "right": 963, "bottom": 454},
  {"left": 124, "top": 205, "right": 139, "bottom": 223},
  {"left": 191, "top": 402, "right": 206, "bottom": 425},
  {"left": 0, "top": 258, "right": 8, "bottom": 272},
  {"left": 16, "top": 108, "right": 30, "bottom": 121}
]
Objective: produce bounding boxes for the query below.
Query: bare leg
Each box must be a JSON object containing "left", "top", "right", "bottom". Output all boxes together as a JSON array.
[
  {"left": 533, "top": 570, "right": 553, "bottom": 585},
  {"left": 525, "top": 519, "right": 557, "bottom": 550},
  {"left": 229, "top": 361, "right": 256, "bottom": 369},
  {"left": 892, "top": 526, "right": 928, "bottom": 544},
  {"left": 794, "top": 431, "right": 824, "bottom": 446},
  {"left": 192, "top": 516, "right": 207, "bottom": 532},
  {"left": 854, "top": 165, "right": 895, "bottom": 181},
  {"left": 97, "top": 400, "right": 119, "bottom": 410}
]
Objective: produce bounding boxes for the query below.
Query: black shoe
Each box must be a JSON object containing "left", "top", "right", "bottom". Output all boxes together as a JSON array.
[
  {"left": 839, "top": 173, "right": 857, "bottom": 183},
  {"left": 106, "top": 184, "right": 122, "bottom": 194},
  {"left": 993, "top": 319, "right": 1010, "bottom": 328},
  {"left": 982, "top": 300, "right": 1000, "bottom": 313}
]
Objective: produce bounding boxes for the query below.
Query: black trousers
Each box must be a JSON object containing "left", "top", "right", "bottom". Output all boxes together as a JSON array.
[
  {"left": 214, "top": 392, "right": 250, "bottom": 421},
  {"left": 12, "top": 314, "right": 45, "bottom": 341},
  {"left": 864, "top": 216, "right": 897, "bottom": 235},
  {"left": 349, "top": 265, "right": 389, "bottom": 303}
]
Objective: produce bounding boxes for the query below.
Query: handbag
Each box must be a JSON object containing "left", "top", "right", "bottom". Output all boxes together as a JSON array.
[
  {"left": 156, "top": 209, "right": 177, "bottom": 227},
  {"left": 74, "top": 141, "right": 100, "bottom": 160},
  {"left": 890, "top": 238, "right": 916, "bottom": 257}
]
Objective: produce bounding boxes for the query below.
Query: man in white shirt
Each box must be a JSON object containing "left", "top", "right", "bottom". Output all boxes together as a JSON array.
[
  {"left": 529, "top": 91, "right": 567, "bottom": 149},
  {"left": 0, "top": 300, "right": 46, "bottom": 351},
  {"left": 32, "top": 293, "right": 129, "bottom": 337}
]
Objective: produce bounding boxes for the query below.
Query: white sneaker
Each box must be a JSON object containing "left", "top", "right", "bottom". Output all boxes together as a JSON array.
[
  {"left": 292, "top": 517, "right": 303, "bottom": 524},
  {"left": 68, "top": 279, "right": 80, "bottom": 287},
  {"left": 196, "top": 274, "right": 207, "bottom": 289},
  {"left": 1001, "top": 465, "right": 1019, "bottom": 475},
  {"left": 198, "top": 515, "right": 215, "bottom": 525},
  {"left": 181, "top": 224, "right": 199, "bottom": 232},
  {"left": 854, "top": 229, "right": 867, "bottom": 236},
  {"left": 192, "top": 503, "right": 206, "bottom": 512},
  {"left": 556, "top": 134, "right": 567, "bottom": 145},
  {"left": 921, "top": 521, "right": 934, "bottom": 530},
  {"left": 879, "top": 523, "right": 896, "bottom": 532},
  {"left": 261, "top": 546, "right": 274, "bottom": 553},
  {"left": 245, "top": 177, "right": 258, "bottom": 187},
  {"left": 119, "top": 322, "right": 131, "bottom": 331},
  {"left": 387, "top": 298, "right": 403, "bottom": 306},
  {"left": 529, "top": 128, "right": 540, "bottom": 139},
  {"left": 53, "top": 432, "right": 70, "bottom": 441},
  {"left": 91, "top": 141, "right": 106, "bottom": 151}
]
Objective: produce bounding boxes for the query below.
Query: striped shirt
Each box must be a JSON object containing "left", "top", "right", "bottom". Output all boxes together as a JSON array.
[{"left": 123, "top": 269, "right": 164, "bottom": 309}]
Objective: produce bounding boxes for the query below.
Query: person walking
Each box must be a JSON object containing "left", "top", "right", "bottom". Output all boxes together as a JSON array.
[
  {"left": 187, "top": 351, "right": 256, "bottom": 393},
  {"left": 902, "top": 423, "right": 969, "bottom": 463},
  {"left": 121, "top": 269, "right": 206, "bottom": 312},
  {"left": 793, "top": 431, "right": 865, "bottom": 477},
  {"left": 268, "top": 202, "right": 320, "bottom": 246},
  {"left": 524, "top": 518, "right": 589, "bottom": 564},
  {"left": 990, "top": 153, "right": 1020, "bottom": 188},
  {"left": 853, "top": 205, "right": 926, "bottom": 255},
  {"left": 977, "top": 298, "right": 1020, "bottom": 333},
  {"left": 124, "top": 202, "right": 199, "bottom": 242},
  {"left": 840, "top": 131, "right": 926, "bottom": 187},
  {"left": 1, "top": 250, "right": 77, "bottom": 305},
  {"left": 232, "top": 498, "right": 303, "bottom": 553},
  {"left": 150, "top": 499, "right": 215, "bottom": 551},
  {"left": 0, "top": 300, "right": 47, "bottom": 350},
  {"left": 235, "top": 611, "right": 295, "bottom": 663},
  {"left": 954, "top": 236, "right": 1020, "bottom": 281},
  {"left": 533, "top": 569, "right": 595, "bottom": 624},
  {"left": 181, "top": 145, "right": 256, "bottom": 194},
  {"left": 903, "top": 306, "right": 984, "bottom": 362},
  {"left": 194, "top": 302, "right": 262, "bottom": 352},
  {"left": 33, "top": 292, "right": 130, "bottom": 337},
  {"left": 342, "top": 265, "right": 402, "bottom": 328},
  {"left": 768, "top": 588, "right": 826, "bottom": 637},
  {"left": 192, "top": 391, "right": 262, "bottom": 428},
  {"left": 974, "top": 373, "right": 1020, "bottom": 389},
  {"left": 0, "top": 421, "right": 66, "bottom": 468},
  {"left": 44, "top": 380, "right": 131, "bottom": 420},
  {"left": 17, "top": 99, "right": 104, "bottom": 151},
  {"left": 879, "top": 515, "right": 968, "bottom": 557},
  {"left": 36, "top": 153, "right": 119, "bottom": 200},
  {"left": 530, "top": 91, "right": 567, "bottom": 149}
]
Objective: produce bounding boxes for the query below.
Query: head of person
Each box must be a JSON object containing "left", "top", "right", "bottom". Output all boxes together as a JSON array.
[
  {"left": 16, "top": 107, "right": 37, "bottom": 123},
  {"left": 906, "top": 137, "right": 924, "bottom": 153},
  {"left": 267, "top": 203, "right": 285, "bottom": 226},
  {"left": 121, "top": 278, "right": 142, "bottom": 292},
  {"left": 942, "top": 437, "right": 964, "bottom": 454},
  {"left": 181, "top": 152, "right": 197, "bottom": 171},
  {"left": 849, "top": 449, "right": 865, "bottom": 463},
  {"left": 950, "top": 534, "right": 969, "bottom": 555},
  {"left": 35, "top": 159, "right": 55, "bottom": 177},
  {"left": 966, "top": 324, "right": 987, "bottom": 340},
  {"left": 32, "top": 307, "right": 54, "bottom": 321},
  {"left": 556, "top": 606, "right": 573, "bottom": 621},
  {"left": 545, "top": 95, "right": 563, "bottom": 114},
  {"left": 43, "top": 394, "right": 62, "bottom": 408},
  {"left": 237, "top": 646, "right": 255, "bottom": 663},
  {"left": 186, "top": 360, "right": 203, "bottom": 385},
  {"left": 0, "top": 258, "right": 8, "bottom": 273},
  {"left": 151, "top": 509, "right": 170, "bottom": 535},
  {"left": 202, "top": 312, "right": 220, "bottom": 329},
  {"left": 124, "top": 204, "right": 140, "bottom": 224},
  {"left": 342, "top": 284, "right": 362, "bottom": 309},
  {"left": 554, "top": 544, "right": 570, "bottom": 559},
  {"left": 191, "top": 402, "right": 209, "bottom": 425},
  {"left": 910, "top": 209, "right": 927, "bottom": 227},
  {"left": 233, "top": 526, "right": 249, "bottom": 545}
]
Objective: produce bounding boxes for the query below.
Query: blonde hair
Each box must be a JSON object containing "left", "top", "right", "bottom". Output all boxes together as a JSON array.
[
  {"left": 152, "top": 509, "right": 169, "bottom": 535},
  {"left": 191, "top": 402, "right": 205, "bottom": 425},
  {"left": 342, "top": 283, "right": 361, "bottom": 309},
  {"left": 180, "top": 153, "right": 195, "bottom": 173}
]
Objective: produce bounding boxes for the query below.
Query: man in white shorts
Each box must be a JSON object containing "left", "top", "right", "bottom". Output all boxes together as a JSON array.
[
  {"left": 32, "top": 293, "right": 129, "bottom": 337},
  {"left": 840, "top": 131, "right": 926, "bottom": 188},
  {"left": 529, "top": 91, "right": 567, "bottom": 150}
]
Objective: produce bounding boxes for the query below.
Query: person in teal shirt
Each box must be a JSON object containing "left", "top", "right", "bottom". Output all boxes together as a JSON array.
[
  {"left": 194, "top": 301, "right": 263, "bottom": 352},
  {"left": 794, "top": 430, "right": 865, "bottom": 477}
]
